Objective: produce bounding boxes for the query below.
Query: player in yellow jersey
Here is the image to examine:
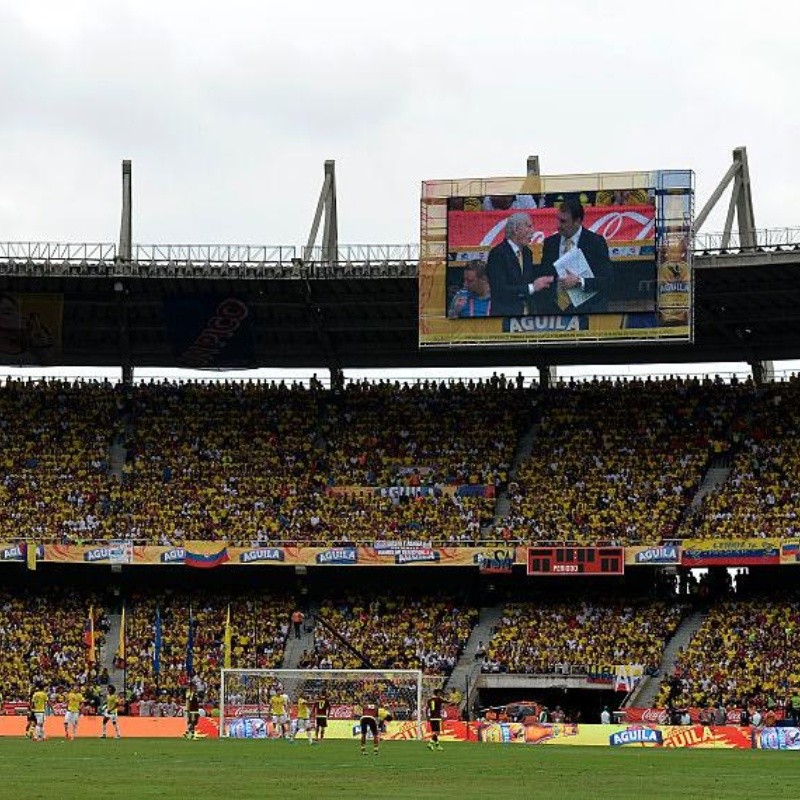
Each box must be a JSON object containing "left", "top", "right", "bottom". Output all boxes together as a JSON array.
[
  {"left": 64, "top": 684, "right": 84, "bottom": 740},
  {"left": 30, "top": 683, "right": 49, "bottom": 742},
  {"left": 100, "top": 685, "right": 121, "bottom": 739},
  {"left": 269, "top": 690, "right": 290, "bottom": 739},
  {"left": 295, "top": 694, "right": 313, "bottom": 745}
]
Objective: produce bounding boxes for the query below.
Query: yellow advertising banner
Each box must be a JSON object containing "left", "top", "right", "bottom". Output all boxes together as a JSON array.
[
  {"left": 476, "top": 723, "right": 751, "bottom": 748},
  {"left": 14, "top": 541, "right": 800, "bottom": 568},
  {"left": 34, "top": 542, "right": 530, "bottom": 568}
]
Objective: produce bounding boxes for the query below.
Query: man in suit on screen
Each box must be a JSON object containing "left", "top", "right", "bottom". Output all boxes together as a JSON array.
[
  {"left": 486, "top": 213, "right": 554, "bottom": 317},
  {"left": 538, "top": 197, "right": 612, "bottom": 315}
]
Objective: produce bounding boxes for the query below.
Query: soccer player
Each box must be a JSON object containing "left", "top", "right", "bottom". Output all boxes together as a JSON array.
[
  {"left": 100, "top": 685, "right": 122, "bottom": 739},
  {"left": 269, "top": 688, "right": 290, "bottom": 739},
  {"left": 314, "top": 691, "right": 330, "bottom": 742},
  {"left": 30, "top": 683, "right": 49, "bottom": 742},
  {"left": 64, "top": 684, "right": 84, "bottom": 740},
  {"left": 295, "top": 694, "right": 314, "bottom": 745},
  {"left": 184, "top": 686, "right": 200, "bottom": 739},
  {"left": 360, "top": 700, "right": 382, "bottom": 756},
  {"left": 427, "top": 689, "right": 445, "bottom": 751}
]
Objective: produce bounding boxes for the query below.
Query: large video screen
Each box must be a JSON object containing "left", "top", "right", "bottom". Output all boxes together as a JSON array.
[{"left": 419, "top": 170, "right": 692, "bottom": 347}]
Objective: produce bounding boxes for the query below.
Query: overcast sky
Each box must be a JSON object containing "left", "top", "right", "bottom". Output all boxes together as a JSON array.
[{"left": 1, "top": 0, "right": 798, "bottom": 248}]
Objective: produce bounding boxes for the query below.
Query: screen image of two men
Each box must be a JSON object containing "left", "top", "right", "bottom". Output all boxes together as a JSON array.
[{"left": 485, "top": 198, "right": 609, "bottom": 318}]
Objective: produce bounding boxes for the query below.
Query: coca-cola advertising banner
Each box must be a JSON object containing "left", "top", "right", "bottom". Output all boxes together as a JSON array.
[
  {"left": 624, "top": 707, "right": 785, "bottom": 725},
  {"left": 447, "top": 205, "right": 655, "bottom": 250}
]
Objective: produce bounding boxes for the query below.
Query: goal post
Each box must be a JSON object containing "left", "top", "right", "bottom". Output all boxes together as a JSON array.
[{"left": 219, "top": 668, "right": 425, "bottom": 740}]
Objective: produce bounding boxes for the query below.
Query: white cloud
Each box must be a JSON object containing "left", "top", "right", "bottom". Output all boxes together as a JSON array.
[{"left": 0, "top": 0, "right": 796, "bottom": 245}]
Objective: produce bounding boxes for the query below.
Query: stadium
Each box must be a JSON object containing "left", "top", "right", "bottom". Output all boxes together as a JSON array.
[{"left": 2, "top": 144, "right": 800, "bottom": 797}]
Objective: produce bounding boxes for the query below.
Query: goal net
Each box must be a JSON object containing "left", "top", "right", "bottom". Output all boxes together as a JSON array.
[{"left": 220, "top": 668, "right": 425, "bottom": 740}]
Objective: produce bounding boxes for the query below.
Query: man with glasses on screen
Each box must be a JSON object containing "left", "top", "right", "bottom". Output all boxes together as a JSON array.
[{"left": 486, "top": 213, "right": 554, "bottom": 317}]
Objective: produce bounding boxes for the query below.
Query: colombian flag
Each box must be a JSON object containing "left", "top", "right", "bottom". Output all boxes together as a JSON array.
[{"left": 184, "top": 541, "right": 230, "bottom": 569}]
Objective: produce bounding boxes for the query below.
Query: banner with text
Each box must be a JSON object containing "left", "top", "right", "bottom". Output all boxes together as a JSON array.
[
  {"left": 38, "top": 543, "right": 528, "bottom": 568},
  {"left": 681, "top": 538, "right": 782, "bottom": 567}
]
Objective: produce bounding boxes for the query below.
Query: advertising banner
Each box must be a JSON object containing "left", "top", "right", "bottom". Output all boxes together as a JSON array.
[
  {"left": 475, "top": 547, "right": 516, "bottom": 574},
  {"left": 0, "top": 542, "right": 44, "bottom": 564},
  {"left": 752, "top": 727, "right": 800, "bottom": 750},
  {"left": 31, "top": 541, "right": 797, "bottom": 570},
  {"left": 447, "top": 205, "right": 655, "bottom": 251},
  {"left": 37, "top": 542, "right": 529, "bottom": 568},
  {"left": 0, "top": 716, "right": 217, "bottom": 738},
  {"left": 625, "top": 707, "right": 784, "bottom": 725},
  {"left": 626, "top": 545, "right": 681, "bottom": 566},
  {"left": 476, "top": 722, "right": 751, "bottom": 748},
  {"left": 164, "top": 294, "right": 254, "bottom": 369},
  {"left": 324, "top": 484, "right": 494, "bottom": 499},
  {"left": 681, "top": 538, "right": 782, "bottom": 567},
  {"left": 0, "top": 292, "right": 63, "bottom": 365}
]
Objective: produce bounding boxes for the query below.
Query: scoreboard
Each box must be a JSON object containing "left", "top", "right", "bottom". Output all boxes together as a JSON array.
[{"left": 526, "top": 546, "right": 625, "bottom": 576}]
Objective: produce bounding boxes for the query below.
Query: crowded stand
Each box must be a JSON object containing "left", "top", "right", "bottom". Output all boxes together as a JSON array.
[
  {"left": 124, "top": 589, "right": 294, "bottom": 707},
  {"left": 311, "top": 594, "right": 478, "bottom": 676},
  {"left": 656, "top": 596, "right": 800, "bottom": 714},
  {"left": 501, "top": 378, "right": 754, "bottom": 545},
  {"left": 0, "top": 588, "right": 109, "bottom": 702},
  {"left": 680, "top": 380, "right": 800, "bottom": 540},
  {"left": 10, "top": 374, "right": 799, "bottom": 548},
  {"left": 86, "top": 378, "right": 525, "bottom": 545},
  {"left": 321, "top": 378, "right": 527, "bottom": 487},
  {"left": 118, "top": 381, "right": 323, "bottom": 544},
  {"left": 483, "top": 598, "right": 688, "bottom": 676},
  {"left": 0, "top": 378, "right": 123, "bottom": 543}
]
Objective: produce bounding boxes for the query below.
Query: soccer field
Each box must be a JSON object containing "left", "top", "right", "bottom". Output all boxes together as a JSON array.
[{"left": 1, "top": 739, "right": 796, "bottom": 799}]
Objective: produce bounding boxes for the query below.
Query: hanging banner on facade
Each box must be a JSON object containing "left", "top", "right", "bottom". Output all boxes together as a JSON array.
[
  {"left": 0, "top": 292, "right": 63, "bottom": 365},
  {"left": 36, "top": 542, "right": 529, "bottom": 567},
  {"left": 164, "top": 294, "right": 254, "bottom": 369},
  {"left": 681, "top": 538, "right": 781, "bottom": 566}
]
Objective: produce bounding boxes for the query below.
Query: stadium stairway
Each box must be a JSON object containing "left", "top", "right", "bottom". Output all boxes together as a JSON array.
[
  {"left": 104, "top": 611, "right": 126, "bottom": 692},
  {"left": 625, "top": 609, "right": 707, "bottom": 709},
  {"left": 689, "top": 456, "right": 733, "bottom": 510},
  {"left": 281, "top": 606, "right": 317, "bottom": 670},
  {"left": 108, "top": 439, "right": 128, "bottom": 481},
  {"left": 443, "top": 606, "right": 504, "bottom": 714},
  {"left": 491, "top": 421, "right": 540, "bottom": 527}
]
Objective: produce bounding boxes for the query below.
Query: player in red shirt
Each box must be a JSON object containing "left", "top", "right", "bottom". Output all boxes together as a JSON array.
[
  {"left": 359, "top": 701, "right": 392, "bottom": 756},
  {"left": 314, "top": 692, "right": 330, "bottom": 742}
]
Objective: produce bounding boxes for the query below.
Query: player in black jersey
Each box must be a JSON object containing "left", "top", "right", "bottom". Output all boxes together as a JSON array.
[{"left": 427, "top": 689, "right": 444, "bottom": 751}]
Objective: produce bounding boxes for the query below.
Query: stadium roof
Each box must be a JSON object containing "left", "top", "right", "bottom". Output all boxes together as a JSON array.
[{"left": 2, "top": 242, "right": 800, "bottom": 371}]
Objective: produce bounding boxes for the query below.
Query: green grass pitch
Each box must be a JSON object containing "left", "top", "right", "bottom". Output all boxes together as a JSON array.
[{"left": 1, "top": 738, "right": 796, "bottom": 799}]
